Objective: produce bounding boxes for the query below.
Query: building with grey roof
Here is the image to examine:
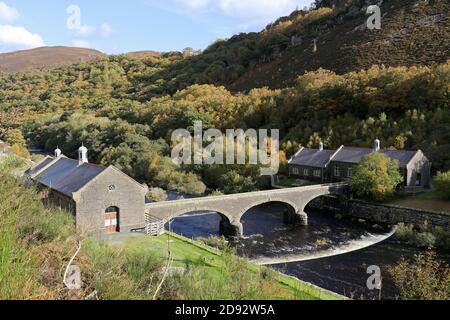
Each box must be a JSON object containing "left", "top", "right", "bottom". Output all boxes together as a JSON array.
[
  {"left": 27, "top": 146, "right": 148, "bottom": 235},
  {"left": 289, "top": 140, "right": 431, "bottom": 188},
  {"left": 288, "top": 142, "right": 338, "bottom": 183}
]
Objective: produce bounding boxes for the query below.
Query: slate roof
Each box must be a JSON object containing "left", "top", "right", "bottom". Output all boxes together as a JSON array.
[
  {"left": 33, "top": 157, "right": 106, "bottom": 197},
  {"left": 29, "top": 156, "right": 56, "bottom": 176},
  {"left": 290, "top": 146, "right": 419, "bottom": 169},
  {"left": 331, "top": 147, "right": 373, "bottom": 164},
  {"left": 289, "top": 148, "right": 336, "bottom": 168},
  {"left": 379, "top": 150, "right": 418, "bottom": 167}
]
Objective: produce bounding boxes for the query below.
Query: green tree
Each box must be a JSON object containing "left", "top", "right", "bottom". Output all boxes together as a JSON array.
[
  {"left": 350, "top": 153, "right": 402, "bottom": 200},
  {"left": 432, "top": 171, "right": 450, "bottom": 199},
  {"left": 218, "top": 170, "right": 257, "bottom": 194}
]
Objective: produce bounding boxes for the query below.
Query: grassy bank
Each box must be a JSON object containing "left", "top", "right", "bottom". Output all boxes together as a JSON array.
[
  {"left": 0, "top": 155, "right": 341, "bottom": 300},
  {"left": 386, "top": 190, "right": 450, "bottom": 214},
  {"left": 106, "top": 232, "right": 342, "bottom": 300}
]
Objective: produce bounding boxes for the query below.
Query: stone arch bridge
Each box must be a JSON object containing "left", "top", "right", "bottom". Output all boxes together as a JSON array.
[{"left": 145, "top": 183, "right": 348, "bottom": 238}]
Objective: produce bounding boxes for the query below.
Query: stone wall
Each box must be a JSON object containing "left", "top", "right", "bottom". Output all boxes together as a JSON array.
[{"left": 308, "top": 195, "right": 450, "bottom": 230}]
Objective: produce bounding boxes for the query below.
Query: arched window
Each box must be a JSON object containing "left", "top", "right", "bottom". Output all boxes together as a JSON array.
[{"left": 105, "top": 206, "right": 120, "bottom": 233}]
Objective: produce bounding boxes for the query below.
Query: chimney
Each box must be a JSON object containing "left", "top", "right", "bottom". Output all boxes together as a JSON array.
[
  {"left": 54, "top": 146, "right": 61, "bottom": 157},
  {"left": 318, "top": 141, "right": 324, "bottom": 151},
  {"left": 374, "top": 139, "right": 381, "bottom": 152},
  {"left": 78, "top": 144, "right": 88, "bottom": 165}
]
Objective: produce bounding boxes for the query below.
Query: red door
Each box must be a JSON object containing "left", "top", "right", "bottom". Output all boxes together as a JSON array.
[{"left": 105, "top": 207, "right": 119, "bottom": 233}]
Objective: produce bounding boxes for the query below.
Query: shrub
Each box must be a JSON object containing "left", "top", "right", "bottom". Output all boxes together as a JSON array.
[
  {"left": 350, "top": 153, "right": 403, "bottom": 201},
  {"left": 210, "top": 189, "right": 224, "bottom": 196},
  {"left": 11, "top": 144, "right": 30, "bottom": 159},
  {"left": 147, "top": 187, "right": 167, "bottom": 202},
  {"left": 432, "top": 171, "right": 450, "bottom": 199},
  {"left": 433, "top": 227, "right": 450, "bottom": 250},
  {"left": 0, "top": 155, "right": 27, "bottom": 171},
  {"left": 195, "top": 236, "right": 229, "bottom": 250},
  {"left": 388, "top": 251, "right": 450, "bottom": 300},
  {"left": 395, "top": 223, "right": 449, "bottom": 249}
]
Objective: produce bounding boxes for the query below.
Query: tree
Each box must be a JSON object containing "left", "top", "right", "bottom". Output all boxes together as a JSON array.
[
  {"left": 218, "top": 170, "right": 257, "bottom": 194},
  {"left": 4, "top": 129, "right": 26, "bottom": 148},
  {"left": 432, "top": 171, "right": 450, "bottom": 199},
  {"left": 147, "top": 187, "right": 167, "bottom": 202},
  {"left": 350, "top": 153, "right": 402, "bottom": 200},
  {"left": 388, "top": 251, "right": 450, "bottom": 300},
  {"left": 10, "top": 144, "right": 30, "bottom": 159}
]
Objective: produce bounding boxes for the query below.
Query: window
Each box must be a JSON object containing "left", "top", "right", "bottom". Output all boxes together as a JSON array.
[
  {"left": 347, "top": 167, "right": 353, "bottom": 178},
  {"left": 334, "top": 166, "right": 340, "bottom": 177},
  {"left": 314, "top": 170, "right": 321, "bottom": 178},
  {"left": 303, "top": 168, "right": 309, "bottom": 176},
  {"left": 292, "top": 167, "right": 299, "bottom": 175}
]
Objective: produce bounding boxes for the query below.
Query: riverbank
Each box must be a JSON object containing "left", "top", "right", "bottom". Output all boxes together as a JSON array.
[
  {"left": 385, "top": 190, "right": 450, "bottom": 213},
  {"left": 309, "top": 195, "right": 450, "bottom": 230},
  {"left": 98, "top": 231, "right": 345, "bottom": 300}
]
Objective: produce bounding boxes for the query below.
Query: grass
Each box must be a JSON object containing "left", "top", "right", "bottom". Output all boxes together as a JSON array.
[
  {"left": 386, "top": 190, "right": 450, "bottom": 214},
  {"left": 0, "top": 155, "right": 76, "bottom": 299},
  {"left": 111, "top": 232, "right": 343, "bottom": 300}
]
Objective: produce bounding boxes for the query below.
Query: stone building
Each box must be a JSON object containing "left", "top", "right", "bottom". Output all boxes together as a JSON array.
[
  {"left": 289, "top": 140, "right": 432, "bottom": 188},
  {"left": 27, "top": 146, "right": 148, "bottom": 235}
]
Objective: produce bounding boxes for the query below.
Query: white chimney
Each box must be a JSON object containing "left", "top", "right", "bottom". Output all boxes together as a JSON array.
[
  {"left": 319, "top": 141, "right": 324, "bottom": 151},
  {"left": 374, "top": 139, "right": 381, "bottom": 152},
  {"left": 54, "top": 146, "right": 62, "bottom": 157},
  {"left": 78, "top": 144, "right": 88, "bottom": 165}
]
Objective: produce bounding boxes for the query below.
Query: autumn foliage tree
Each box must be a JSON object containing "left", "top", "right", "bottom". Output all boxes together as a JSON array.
[
  {"left": 388, "top": 251, "right": 450, "bottom": 300},
  {"left": 350, "top": 153, "right": 403, "bottom": 201}
]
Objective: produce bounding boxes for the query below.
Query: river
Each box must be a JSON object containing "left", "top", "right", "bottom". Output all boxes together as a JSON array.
[{"left": 165, "top": 201, "right": 449, "bottom": 300}]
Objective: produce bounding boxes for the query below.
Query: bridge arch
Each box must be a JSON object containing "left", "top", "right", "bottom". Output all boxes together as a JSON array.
[
  {"left": 164, "top": 207, "right": 235, "bottom": 224},
  {"left": 239, "top": 200, "right": 301, "bottom": 236},
  {"left": 239, "top": 199, "right": 299, "bottom": 221},
  {"left": 157, "top": 207, "right": 242, "bottom": 238}
]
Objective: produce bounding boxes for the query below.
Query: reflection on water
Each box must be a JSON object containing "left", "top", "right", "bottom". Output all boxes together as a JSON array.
[{"left": 166, "top": 202, "right": 449, "bottom": 299}]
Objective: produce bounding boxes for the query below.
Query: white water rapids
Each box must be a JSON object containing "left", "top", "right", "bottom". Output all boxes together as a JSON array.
[{"left": 250, "top": 227, "right": 397, "bottom": 265}]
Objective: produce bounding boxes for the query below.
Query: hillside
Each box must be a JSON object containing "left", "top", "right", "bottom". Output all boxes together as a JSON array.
[
  {"left": 0, "top": 46, "right": 105, "bottom": 73},
  {"left": 93, "top": 0, "right": 446, "bottom": 96},
  {"left": 125, "top": 50, "right": 162, "bottom": 59},
  {"left": 1, "top": 1, "right": 448, "bottom": 91},
  {"left": 229, "top": 0, "right": 450, "bottom": 91}
]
